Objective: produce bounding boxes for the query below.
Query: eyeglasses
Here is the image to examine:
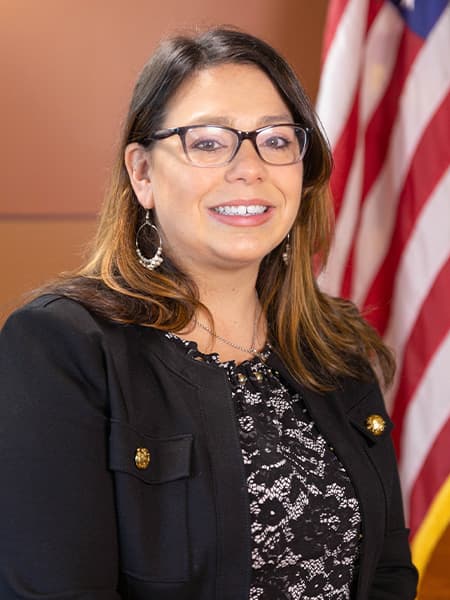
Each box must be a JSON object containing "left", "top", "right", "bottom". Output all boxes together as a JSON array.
[{"left": 146, "top": 123, "right": 310, "bottom": 167}]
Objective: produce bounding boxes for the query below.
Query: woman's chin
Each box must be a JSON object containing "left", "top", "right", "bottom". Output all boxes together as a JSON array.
[{"left": 209, "top": 247, "right": 270, "bottom": 271}]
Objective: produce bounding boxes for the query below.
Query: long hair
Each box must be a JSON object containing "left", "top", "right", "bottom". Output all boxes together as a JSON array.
[{"left": 48, "top": 27, "right": 394, "bottom": 391}]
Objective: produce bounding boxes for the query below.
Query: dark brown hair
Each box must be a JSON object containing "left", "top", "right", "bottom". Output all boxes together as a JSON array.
[{"left": 48, "top": 27, "right": 394, "bottom": 391}]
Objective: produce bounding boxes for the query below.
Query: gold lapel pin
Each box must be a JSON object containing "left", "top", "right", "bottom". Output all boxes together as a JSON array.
[{"left": 365, "top": 414, "right": 386, "bottom": 436}]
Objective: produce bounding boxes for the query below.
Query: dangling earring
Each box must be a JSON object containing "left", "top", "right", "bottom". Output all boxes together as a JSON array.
[
  {"left": 135, "top": 210, "right": 163, "bottom": 270},
  {"left": 282, "top": 233, "right": 291, "bottom": 265}
]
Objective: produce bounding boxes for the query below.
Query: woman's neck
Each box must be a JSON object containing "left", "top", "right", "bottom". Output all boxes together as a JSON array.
[{"left": 179, "top": 269, "right": 267, "bottom": 363}]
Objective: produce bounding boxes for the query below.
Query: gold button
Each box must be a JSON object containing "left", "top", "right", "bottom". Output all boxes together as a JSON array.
[
  {"left": 365, "top": 414, "right": 386, "bottom": 436},
  {"left": 237, "top": 373, "right": 247, "bottom": 384},
  {"left": 135, "top": 447, "right": 151, "bottom": 470},
  {"left": 254, "top": 371, "right": 264, "bottom": 382}
]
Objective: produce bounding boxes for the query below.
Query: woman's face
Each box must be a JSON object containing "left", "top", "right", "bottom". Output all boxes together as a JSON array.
[{"left": 128, "top": 63, "right": 304, "bottom": 277}]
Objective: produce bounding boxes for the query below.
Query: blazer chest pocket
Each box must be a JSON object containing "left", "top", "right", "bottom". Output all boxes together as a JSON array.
[{"left": 109, "top": 420, "right": 193, "bottom": 582}]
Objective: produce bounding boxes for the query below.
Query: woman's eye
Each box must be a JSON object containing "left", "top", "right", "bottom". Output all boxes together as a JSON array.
[
  {"left": 191, "top": 139, "right": 225, "bottom": 152},
  {"left": 263, "top": 136, "right": 290, "bottom": 149}
]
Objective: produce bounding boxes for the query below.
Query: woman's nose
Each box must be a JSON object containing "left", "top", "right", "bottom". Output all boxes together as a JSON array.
[{"left": 225, "top": 139, "right": 266, "bottom": 183}]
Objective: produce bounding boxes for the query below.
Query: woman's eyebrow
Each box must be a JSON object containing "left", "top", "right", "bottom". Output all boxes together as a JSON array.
[
  {"left": 258, "top": 114, "right": 294, "bottom": 126},
  {"left": 182, "top": 113, "right": 294, "bottom": 127}
]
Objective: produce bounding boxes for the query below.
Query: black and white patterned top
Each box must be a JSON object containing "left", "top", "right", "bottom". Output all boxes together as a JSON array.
[{"left": 166, "top": 334, "right": 361, "bottom": 599}]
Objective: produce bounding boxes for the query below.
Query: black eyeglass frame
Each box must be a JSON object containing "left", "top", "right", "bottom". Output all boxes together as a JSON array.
[{"left": 143, "top": 123, "right": 312, "bottom": 167}]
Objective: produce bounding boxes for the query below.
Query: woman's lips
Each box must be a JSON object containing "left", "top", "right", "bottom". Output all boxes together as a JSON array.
[
  {"left": 208, "top": 200, "right": 273, "bottom": 226},
  {"left": 213, "top": 204, "right": 268, "bottom": 216}
]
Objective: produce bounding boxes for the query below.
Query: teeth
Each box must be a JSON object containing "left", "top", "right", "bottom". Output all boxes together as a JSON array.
[{"left": 214, "top": 205, "right": 268, "bottom": 216}]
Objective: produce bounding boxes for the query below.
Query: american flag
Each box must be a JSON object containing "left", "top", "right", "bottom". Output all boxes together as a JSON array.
[{"left": 316, "top": 0, "right": 450, "bottom": 584}]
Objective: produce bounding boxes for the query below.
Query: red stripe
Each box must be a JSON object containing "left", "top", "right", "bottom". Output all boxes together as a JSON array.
[
  {"left": 321, "top": 0, "right": 351, "bottom": 66},
  {"left": 326, "top": 1, "right": 385, "bottom": 225},
  {"left": 331, "top": 0, "right": 389, "bottom": 297},
  {"left": 361, "top": 92, "right": 450, "bottom": 333},
  {"left": 360, "top": 27, "right": 422, "bottom": 202},
  {"left": 330, "top": 93, "right": 360, "bottom": 219},
  {"left": 408, "top": 417, "right": 450, "bottom": 537},
  {"left": 366, "top": 0, "right": 384, "bottom": 32},
  {"left": 322, "top": 0, "right": 383, "bottom": 66},
  {"left": 391, "top": 257, "right": 450, "bottom": 454},
  {"left": 338, "top": 27, "right": 422, "bottom": 297}
]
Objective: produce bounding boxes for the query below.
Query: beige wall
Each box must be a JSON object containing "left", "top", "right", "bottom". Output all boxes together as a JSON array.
[{"left": 0, "top": 0, "right": 328, "bottom": 321}]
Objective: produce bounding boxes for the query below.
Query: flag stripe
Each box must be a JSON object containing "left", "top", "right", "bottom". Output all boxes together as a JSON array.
[
  {"left": 383, "top": 168, "right": 450, "bottom": 414},
  {"left": 408, "top": 418, "right": 450, "bottom": 536},
  {"left": 391, "top": 257, "right": 450, "bottom": 451},
  {"left": 352, "top": 5, "right": 450, "bottom": 305},
  {"left": 329, "top": 1, "right": 400, "bottom": 221},
  {"left": 321, "top": 135, "right": 362, "bottom": 295},
  {"left": 360, "top": 26, "right": 421, "bottom": 203},
  {"left": 329, "top": 95, "right": 360, "bottom": 220},
  {"left": 367, "top": 0, "right": 384, "bottom": 30},
  {"left": 398, "top": 327, "right": 450, "bottom": 507},
  {"left": 321, "top": 0, "right": 351, "bottom": 65},
  {"left": 361, "top": 91, "right": 450, "bottom": 334},
  {"left": 319, "top": 2, "right": 404, "bottom": 295},
  {"left": 316, "top": 0, "right": 368, "bottom": 150},
  {"left": 338, "top": 3, "right": 407, "bottom": 298}
]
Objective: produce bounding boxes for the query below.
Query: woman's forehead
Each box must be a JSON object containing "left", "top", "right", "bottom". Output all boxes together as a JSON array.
[{"left": 161, "top": 63, "right": 292, "bottom": 128}]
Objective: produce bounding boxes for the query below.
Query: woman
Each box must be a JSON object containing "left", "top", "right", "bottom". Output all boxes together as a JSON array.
[{"left": 0, "top": 28, "right": 417, "bottom": 599}]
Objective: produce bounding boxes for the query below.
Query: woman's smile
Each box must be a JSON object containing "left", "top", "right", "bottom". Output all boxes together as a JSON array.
[{"left": 209, "top": 199, "right": 274, "bottom": 226}]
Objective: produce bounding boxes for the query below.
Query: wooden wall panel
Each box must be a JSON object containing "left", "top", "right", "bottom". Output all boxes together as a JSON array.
[
  {"left": 1, "top": 0, "right": 327, "bottom": 216},
  {"left": 0, "top": 219, "right": 96, "bottom": 322},
  {"left": 0, "top": 0, "right": 328, "bottom": 317}
]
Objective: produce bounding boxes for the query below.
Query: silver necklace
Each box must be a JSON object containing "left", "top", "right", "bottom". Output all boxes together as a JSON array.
[{"left": 194, "top": 308, "right": 261, "bottom": 357}]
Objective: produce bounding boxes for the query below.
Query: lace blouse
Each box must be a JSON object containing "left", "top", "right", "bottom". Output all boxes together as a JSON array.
[{"left": 166, "top": 334, "right": 361, "bottom": 599}]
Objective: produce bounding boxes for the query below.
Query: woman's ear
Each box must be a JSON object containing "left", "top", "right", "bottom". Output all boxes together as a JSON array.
[{"left": 124, "top": 143, "right": 154, "bottom": 209}]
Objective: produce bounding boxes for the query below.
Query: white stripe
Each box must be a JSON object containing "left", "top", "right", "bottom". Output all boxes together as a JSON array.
[
  {"left": 384, "top": 167, "right": 450, "bottom": 411},
  {"left": 316, "top": 0, "right": 368, "bottom": 149},
  {"left": 399, "top": 331, "right": 450, "bottom": 514},
  {"left": 319, "top": 4, "right": 403, "bottom": 295},
  {"left": 352, "top": 5, "right": 450, "bottom": 305},
  {"left": 320, "top": 141, "right": 364, "bottom": 295},
  {"left": 359, "top": 3, "right": 404, "bottom": 125}
]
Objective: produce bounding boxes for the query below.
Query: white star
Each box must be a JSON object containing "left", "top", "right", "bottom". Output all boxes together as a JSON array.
[{"left": 400, "top": 0, "right": 415, "bottom": 9}]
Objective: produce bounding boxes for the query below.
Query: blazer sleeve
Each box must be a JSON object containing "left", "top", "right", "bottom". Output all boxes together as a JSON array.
[
  {"left": 0, "top": 297, "right": 122, "bottom": 599},
  {"left": 369, "top": 473, "right": 418, "bottom": 599},
  {"left": 366, "top": 386, "right": 419, "bottom": 599}
]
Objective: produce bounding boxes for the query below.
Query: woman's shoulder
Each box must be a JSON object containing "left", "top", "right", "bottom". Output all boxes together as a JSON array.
[
  {"left": 2, "top": 294, "right": 104, "bottom": 339},
  {"left": 0, "top": 296, "right": 118, "bottom": 428},
  {"left": 1, "top": 294, "right": 138, "bottom": 362},
  {"left": 9, "top": 292, "right": 94, "bottom": 316},
  {"left": 2, "top": 293, "right": 158, "bottom": 360}
]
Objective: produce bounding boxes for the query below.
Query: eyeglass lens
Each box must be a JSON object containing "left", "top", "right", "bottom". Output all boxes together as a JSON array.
[{"left": 183, "top": 125, "right": 306, "bottom": 166}]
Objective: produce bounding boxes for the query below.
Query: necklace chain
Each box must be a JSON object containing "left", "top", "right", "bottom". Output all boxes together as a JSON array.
[{"left": 194, "top": 308, "right": 260, "bottom": 356}]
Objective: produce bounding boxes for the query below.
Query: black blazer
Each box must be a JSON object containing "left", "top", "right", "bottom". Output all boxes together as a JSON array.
[{"left": 0, "top": 295, "right": 417, "bottom": 599}]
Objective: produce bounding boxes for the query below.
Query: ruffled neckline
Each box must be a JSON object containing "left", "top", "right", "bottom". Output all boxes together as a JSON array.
[{"left": 165, "top": 331, "right": 271, "bottom": 368}]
